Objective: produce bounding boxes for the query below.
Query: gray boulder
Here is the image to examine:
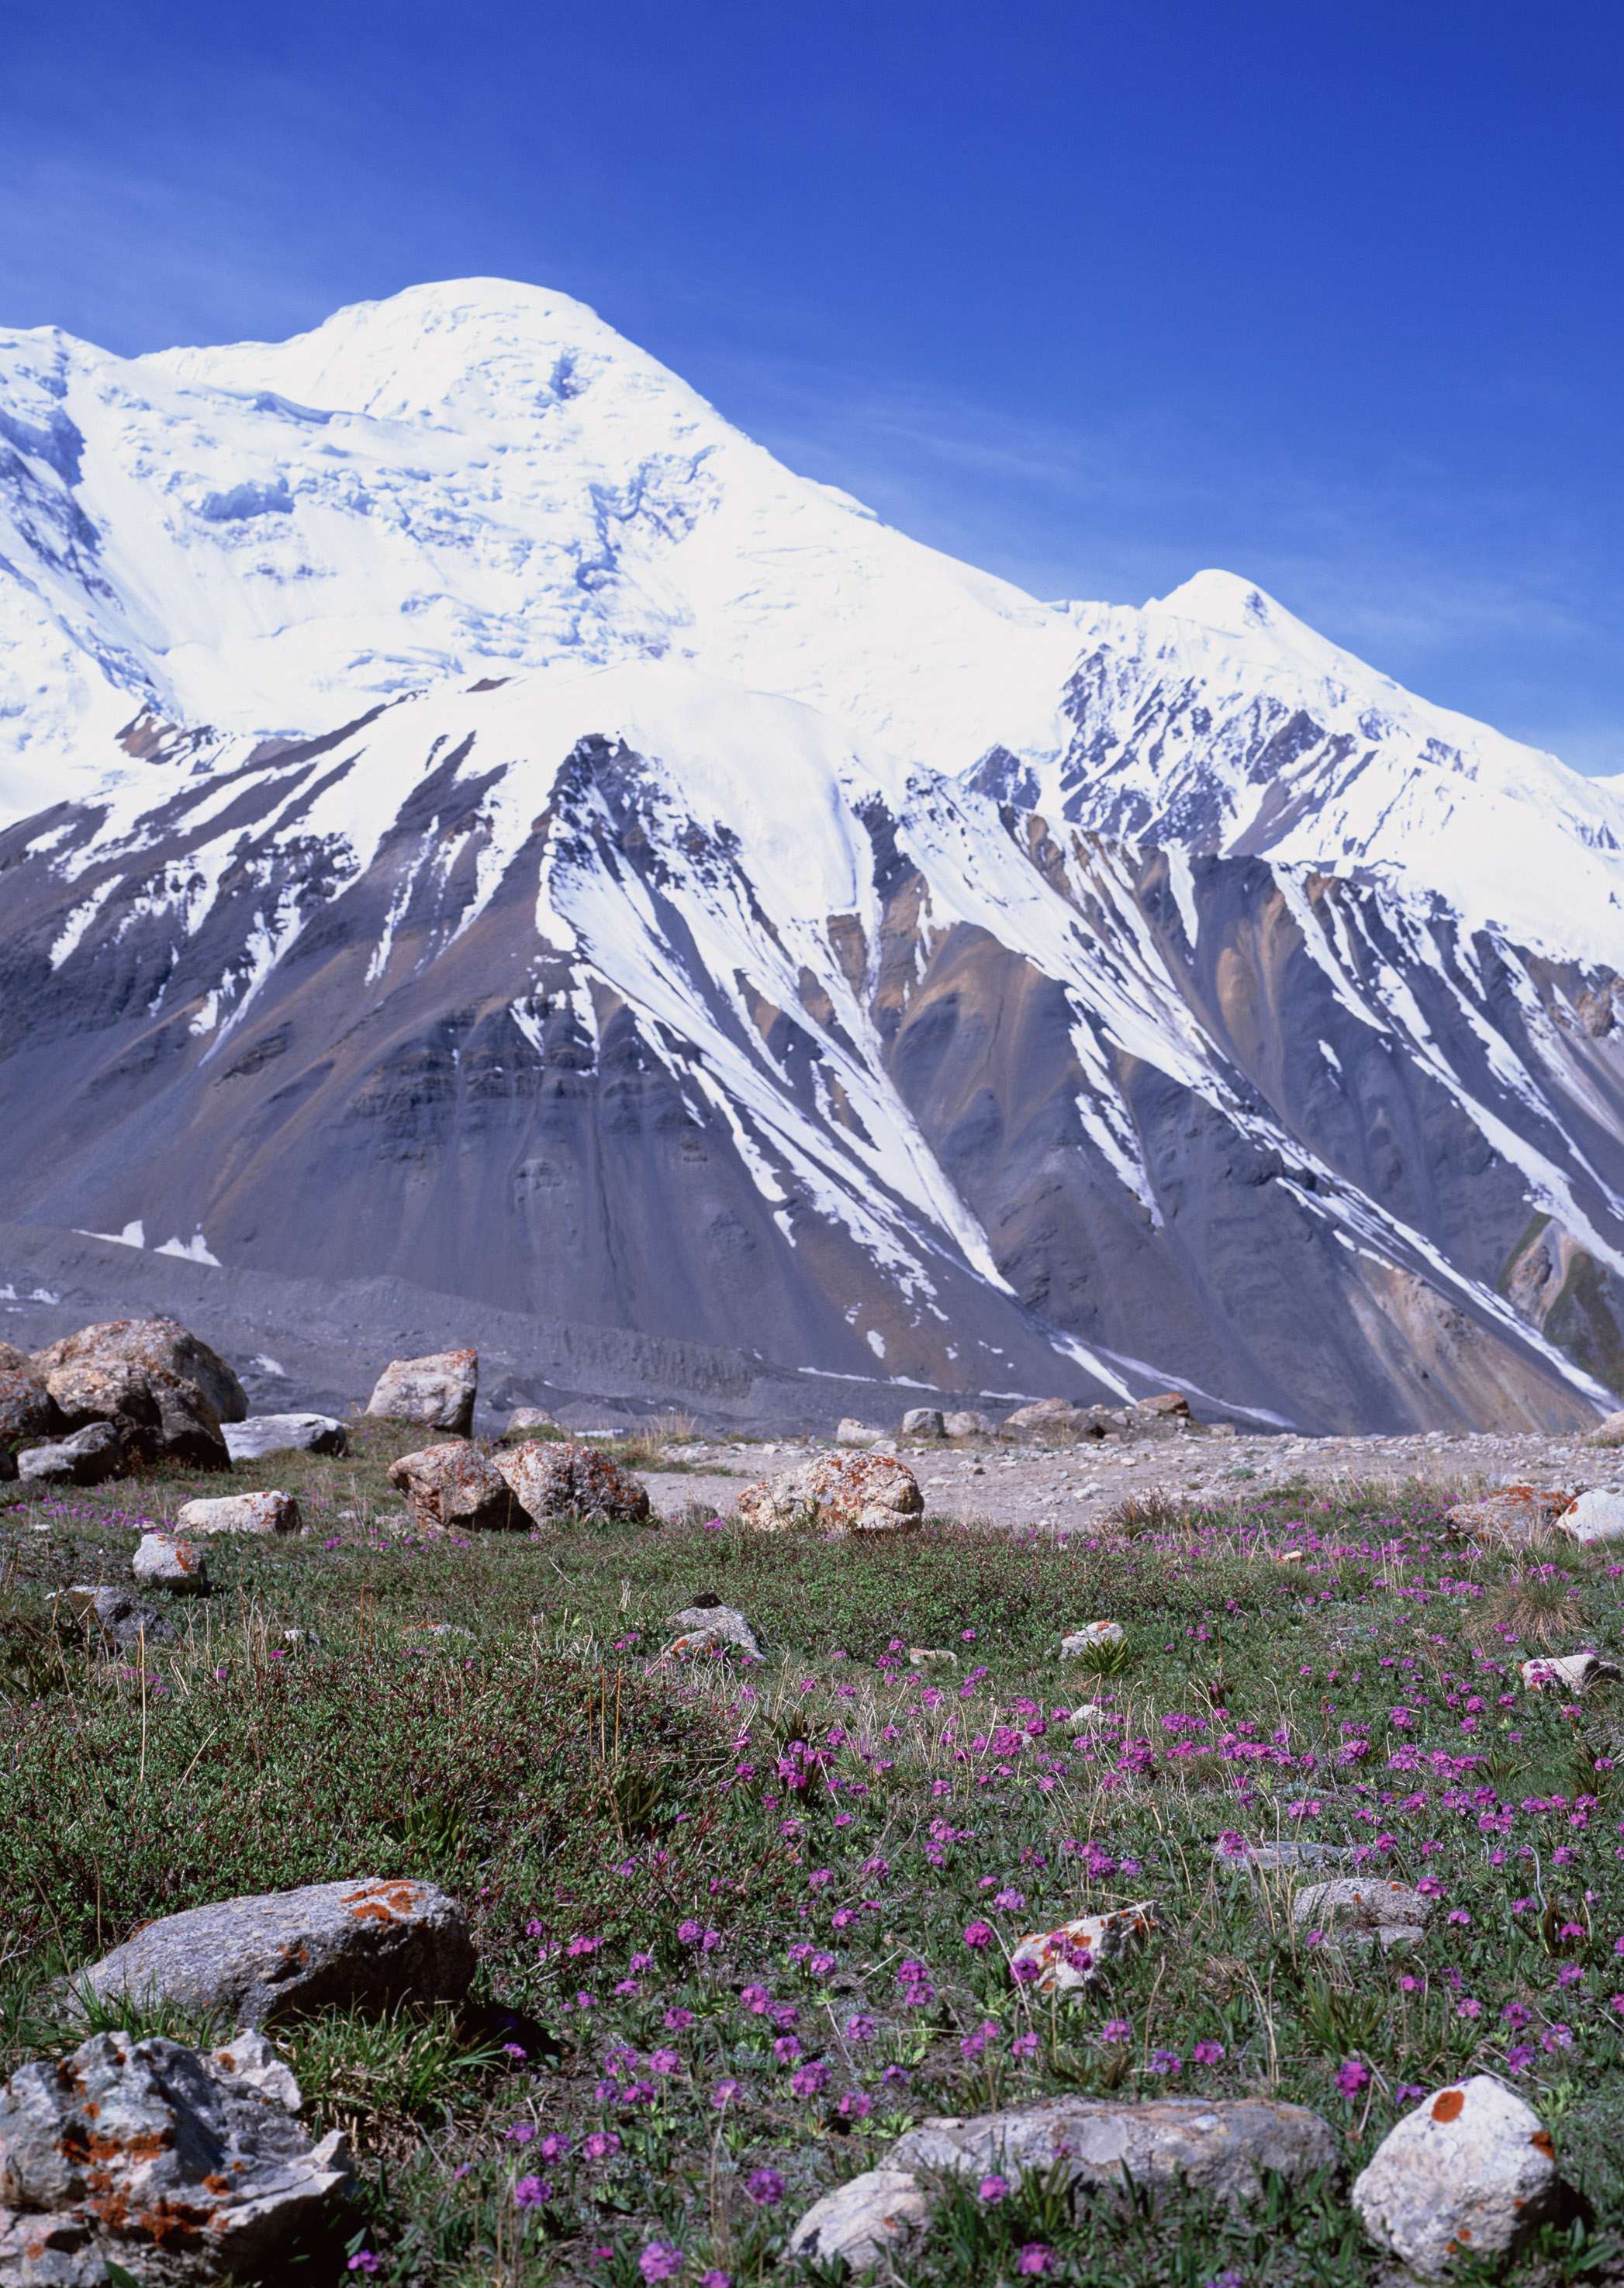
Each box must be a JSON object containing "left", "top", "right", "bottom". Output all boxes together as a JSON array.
[
  {"left": 1213, "top": 1839, "right": 1350, "bottom": 1875},
  {"left": 0, "top": 1370, "right": 57, "bottom": 1444},
  {"left": 893, "top": 2093, "right": 1339, "bottom": 2206},
  {"left": 365, "top": 1348, "right": 477, "bottom": 1435},
  {"left": 1353, "top": 2075, "right": 1563, "bottom": 2277},
  {"left": 52, "top": 1585, "right": 176, "bottom": 1654},
  {"left": 0, "top": 2027, "right": 347, "bottom": 2286},
  {"left": 943, "top": 1409, "right": 994, "bottom": 1436},
  {"left": 1584, "top": 1408, "right": 1624, "bottom": 1447},
  {"left": 78, "top": 1878, "right": 476, "bottom": 2027},
  {"left": 32, "top": 1317, "right": 247, "bottom": 1425},
  {"left": 132, "top": 1532, "right": 210, "bottom": 1593},
  {"left": 17, "top": 1421, "right": 123, "bottom": 1486},
  {"left": 787, "top": 2169, "right": 929, "bottom": 2270},
  {"left": 665, "top": 1602, "right": 762, "bottom": 1658},
  {"left": 1294, "top": 1875, "right": 1431, "bottom": 1950},
  {"left": 496, "top": 1440, "right": 651, "bottom": 1525},
  {"left": 900, "top": 1408, "right": 945, "bottom": 1438},
  {"left": 224, "top": 1412, "right": 348, "bottom": 1460},
  {"left": 390, "top": 1442, "right": 523, "bottom": 1532}
]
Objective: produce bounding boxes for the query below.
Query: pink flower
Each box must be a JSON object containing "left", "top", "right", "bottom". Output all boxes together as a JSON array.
[
  {"left": 1099, "top": 2019, "right": 1131, "bottom": 2044},
  {"left": 838, "top": 2089, "right": 874, "bottom": 2118},
  {"left": 513, "top": 2176, "right": 551, "bottom": 2207},
  {"left": 1335, "top": 2057, "right": 1370, "bottom": 2099},
  {"left": 1018, "top": 2248, "right": 1055, "bottom": 2276},
  {"left": 347, "top": 2259, "right": 382, "bottom": 2276},
  {"left": 791, "top": 2061, "right": 830, "bottom": 2099},
  {"left": 979, "top": 2173, "right": 1011, "bottom": 2203},
  {"left": 640, "top": 2244, "right": 686, "bottom": 2283},
  {"left": 1193, "top": 2040, "right": 1225, "bottom": 2065},
  {"left": 962, "top": 1920, "right": 994, "bottom": 1949},
  {"left": 747, "top": 2167, "right": 785, "bottom": 2205},
  {"left": 649, "top": 2048, "right": 679, "bottom": 2075},
  {"left": 677, "top": 1920, "right": 703, "bottom": 1945},
  {"left": 773, "top": 2034, "right": 803, "bottom": 2065},
  {"left": 582, "top": 2131, "right": 621, "bottom": 2160},
  {"left": 710, "top": 2079, "right": 741, "bottom": 2110}
]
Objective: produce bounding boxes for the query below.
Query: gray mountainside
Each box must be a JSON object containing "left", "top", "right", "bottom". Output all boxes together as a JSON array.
[{"left": 1, "top": 281, "right": 1622, "bottom": 1431}]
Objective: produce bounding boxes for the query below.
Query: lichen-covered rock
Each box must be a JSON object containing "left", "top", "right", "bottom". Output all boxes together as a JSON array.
[
  {"left": 0, "top": 2027, "right": 347, "bottom": 2286},
  {"left": 836, "top": 1417, "right": 881, "bottom": 1444},
  {"left": 1562, "top": 1488, "right": 1624, "bottom": 1543},
  {"left": 1009, "top": 1902, "right": 1157, "bottom": 1994},
  {"left": 1520, "top": 1650, "right": 1614, "bottom": 1692},
  {"left": 79, "top": 1878, "right": 476, "bottom": 2027},
  {"left": 943, "top": 1409, "right": 993, "bottom": 1436},
  {"left": 1445, "top": 1484, "right": 1574, "bottom": 1545},
  {"left": 176, "top": 1489, "right": 301, "bottom": 1537},
  {"left": 739, "top": 1451, "right": 923, "bottom": 1535},
  {"left": 133, "top": 1533, "right": 209, "bottom": 1593},
  {"left": 786, "top": 2169, "right": 929, "bottom": 2270},
  {"left": 1060, "top": 1618, "right": 1125, "bottom": 1657},
  {"left": 32, "top": 1318, "right": 247, "bottom": 1425},
  {"left": 223, "top": 1413, "right": 348, "bottom": 1460},
  {"left": 16, "top": 1421, "right": 124, "bottom": 1486},
  {"left": 663, "top": 1602, "right": 761, "bottom": 1659},
  {"left": 0, "top": 1371, "right": 57, "bottom": 1444},
  {"left": 496, "top": 1440, "right": 651, "bottom": 1524},
  {"left": 894, "top": 2093, "right": 1339, "bottom": 2207},
  {"left": 365, "top": 1348, "right": 477, "bottom": 1434},
  {"left": 38, "top": 1356, "right": 230, "bottom": 1471},
  {"left": 1352, "top": 2076, "right": 1563, "bottom": 2277},
  {"left": 385, "top": 1443, "right": 517, "bottom": 1533},
  {"left": 1294, "top": 1876, "right": 1431, "bottom": 1949},
  {"left": 51, "top": 1585, "right": 177, "bottom": 1655},
  {"left": 900, "top": 1407, "right": 945, "bottom": 1438}
]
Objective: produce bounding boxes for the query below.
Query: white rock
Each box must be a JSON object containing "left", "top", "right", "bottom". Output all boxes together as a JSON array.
[
  {"left": 908, "top": 1646, "right": 958, "bottom": 1668},
  {"left": 1009, "top": 1901, "right": 1157, "bottom": 1994},
  {"left": 786, "top": 2168, "right": 928, "bottom": 2269},
  {"left": 1562, "top": 1487, "right": 1624, "bottom": 1543},
  {"left": 943, "top": 1409, "right": 993, "bottom": 1436},
  {"left": 1520, "top": 1650, "right": 1612, "bottom": 1693},
  {"left": 1583, "top": 1408, "right": 1624, "bottom": 1447},
  {"left": 176, "top": 1489, "right": 301, "bottom": 1536},
  {"left": 132, "top": 1531, "right": 209, "bottom": 1592},
  {"left": 1353, "top": 2075, "right": 1561, "bottom": 2277},
  {"left": 836, "top": 1417, "right": 880, "bottom": 1444},
  {"left": 1294, "top": 1876, "right": 1431, "bottom": 1949},
  {"left": 365, "top": 1347, "right": 477, "bottom": 1434},
  {"left": 1059, "top": 1618, "right": 1125, "bottom": 1658},
  {"left": 224, "top": 1413, "right": 347, "bottom": 1460}
]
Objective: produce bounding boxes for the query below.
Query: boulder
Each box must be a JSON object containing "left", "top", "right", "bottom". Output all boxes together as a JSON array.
[
  {"left": 836, "top": 1417, "right": 881, "bottom": 1444},
  {"left": 739, "top": 1451, "right": 924, "bottom": 1536},
  {"left": 1520, "top": 1650, "right": 1614, "bottom": 1693},
  {"left": 1561, "top": 1488, "right": 1624, "bottom": 1543},
  {"left": 78, "top": 1878, "right": 476, "bottom": 2027},
  {"left": 32, "top": 1317, "right": 247, "bottom": 1424},
  {"left": 1584, "top": 1408, "right": 1624, "bottom": 1447},
  {"left": 943, "top": 1409, "right": 993, "bottom": 1437},
  {"left": 909, "top": 1647, "right": 958, "bottom": 1668},
  {"left": 387, "top": 1443, "right": 519, "bottom": 1533},
  {"left": 40, "top": 1356, "right": 230, "bottom": 1471},
  {"left": 505, "top": 1406, "right": 559, "bottom": 1433},
  {"left": 52, "top": 1586, "right": 177, "bottom": 1654},
  {"left": 1060, "top": 1619, "right": 1125, "bottom": 1658},
  {"left": 16, "top": 1422, "right": 124, "bottom": 1486},
  {"left": 0, "top": 1370, "right": 57, "bottom": 1444},
  {"left": 1445, "top": 1484, "right": 1574, "bottom": 1545},
  {"left": 0, "top": 1446, "right": 12, "bottom": 1483},
  {"left": 1214, "top": 1839, "right": 1349, "bottom": 1875},
  {"left": 894, "top": 2093, "right": 1339, "bottom": 2207},
  {"left": 1133, "top": 1391, "right": 1191, "bottom": 1417},
  {"left": 365, "top": 1348, "right": 477, "bottom": 1434},
  {"left": 133, "top": 1533, "right": 209, "bottom": 1593},
  {"left": 0, "top": 1341, "right": 29, "bottom": 1373},
  {"left": 224, "top": 1412, "right": 348, "bottom": 1461},
  {"left": 1009, "top": 1901, "right": 1157, "bottom": 1995},
  {"left": 496, "top": 1440, "right": 651, "bottom": 1525},
  {"left": 176, "top": 1489, "right": 301, "bottom": 1537},
  {"left": 900, "top": 1407, "right": 945, "bottom": 1438},
  {"left": 1352, "top": 2075, "right": 1563, "bottom": 2277},
  {"left": 665, "top": 1602, "right": 762, "bottom": 1659},
  {"left": 1001, "top": 1398, "right": 1094, "bottom": 1440},
  {"left": 0, "top": 2028, "right": 347, "bottom": 2287},
  {"left": 787, "top": 2169, "right": 929, "bottom": 2270},
  {"left": 1294, "top": 1876, "right": 1431, "bottom": 1950}
]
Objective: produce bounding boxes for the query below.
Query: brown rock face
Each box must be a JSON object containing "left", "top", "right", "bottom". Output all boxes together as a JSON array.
[
  {"left": 31, "top": 1316, "right": 247, "bottom": 1422},
  {"left": 496, "top": 1440, "right": 652, "bottom": 1524},
  {"left": 739, "top": 1450, "right": 924, "bottom": 1533},
  {"left": 388, "top": 1440, "right": 520, "bottom": 1532},
  {"left": 0, "top": 1367, "right": 57, "bottom": 1442}
]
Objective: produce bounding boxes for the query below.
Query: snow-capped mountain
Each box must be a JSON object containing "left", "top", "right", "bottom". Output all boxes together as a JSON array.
[{"left": 2, "top": 278, "right": 1621, "bottom": 1429}]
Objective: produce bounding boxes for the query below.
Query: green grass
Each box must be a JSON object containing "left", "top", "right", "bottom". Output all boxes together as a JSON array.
[{"left": 4, "top": 1429, "right": 1624, "bottom": 2283}]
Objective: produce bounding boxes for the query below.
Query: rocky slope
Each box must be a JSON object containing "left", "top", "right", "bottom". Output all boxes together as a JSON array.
[{"left": 1, "top": 282, "right": 1622, "bottom": 1431}]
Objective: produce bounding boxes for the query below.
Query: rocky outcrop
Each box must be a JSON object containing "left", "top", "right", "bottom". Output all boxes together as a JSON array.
[
  {"left": 664, "top": 1601, "right": 762, "bottom": 1659},
  {"left": 739, "top": 1451, "right": 924, "bottom": 1534},
  {"left": 34, "top": 1350, "right": 230, "bottom": 1471},
  {"left": 495, "top": 1440, "right": 651, "bottom": 1524},
  {"left": 365, "top": 1349, "right": 477, "bottom": 1435},
  {"left": 1008, "top": 1902, "right": 1157, "bottom": 1995},
  {"left": 388, "top": 1441, "right": 520, "bottom": 1533},
  {"left": 0, "top": 2028, "right": 349, "bottom": 2287},
  {"left": 78, "top": 1878, "right": 476, "bottom": 2026},
  {"left": 1445, "top": 1484, "right": 1576, "bottom": 1544}
]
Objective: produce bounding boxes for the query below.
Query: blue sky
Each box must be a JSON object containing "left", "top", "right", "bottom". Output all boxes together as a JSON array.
[{"left": 5, "top": 0, "right": 1623, "bottom": 772}]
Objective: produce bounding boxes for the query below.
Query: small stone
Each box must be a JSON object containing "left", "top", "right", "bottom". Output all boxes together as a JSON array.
[
  {"left": 836, "top": 1416, "right": 881, "bottom": 1444},
  {"left": 739, "top": 1450, "right": 924, "bottom": 1535},
  {"left": 786, "top": 2168, "right": 929, "bottom": 2269},
  {"left": 909, "top": 1646, "right": 958, "bottom": 1668},
  {"left": 0, "top": 2027, "right": 347, "bottom": 2286},
  {"left": 1009, "top": 1901, "right": 1157, "bottom": 1994},
  {"left": 1352, "top": 2075, "right": 1563, "bottom": 2277},
  {"left": 496, "top": 1440, "right": 651, "bottom": 1524},
  {"left": 1294, "top": 1876, "right": 1431, "bottom": 1949},
  {"left": 133, "top": 1532, "right": 209, "bottom": 1593},
  {"left": 1277, "top": 1548, "right": 1305, "bottom": 1563},
  {"left": 176, "top": 1488, "right": 301, "bottom": 1536},
  {"left": 52, "top": 1585, "right": 177, "bottom": 1654},
  {"left": 1520, "top": 1650, "right": 1613, "bottom": 1693},
  {"left": 900, "top": 1408, "right": 945, "bottom": 1438},
  {"left": 1561, "top": 1488, "right": 1624, "bottom": 1543},
  {"left": 1059, "top": 1619, "right": 1125, "bottom": 1658},
  {"left": 78, "top": 1876, "right": 476, "bottom": 2026},
  {"left": 1132, "top": 1391, "right": 1191, "bottom": 1417},
  {"left": 664, "top": 1602, "right": 761, "bottom": 1658},
  {"left": 224, "top": 1412, "right": 348, "bottom": 1460},
  {"left": 365, "top": 1347, "right": 478, "bottom": 1435},
  {"left": 943, "top": 1409, "right": 993, "bottom": 1436},
  {"left": 16, "top": 1420, "right": 123, "bottom": 1485},
  {"left": 1213, "top": 1839, "right": 1350, "bottom": 1873},
  {"left": 506, "top": 1406, "right": 559, "bottom": 1433}
]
